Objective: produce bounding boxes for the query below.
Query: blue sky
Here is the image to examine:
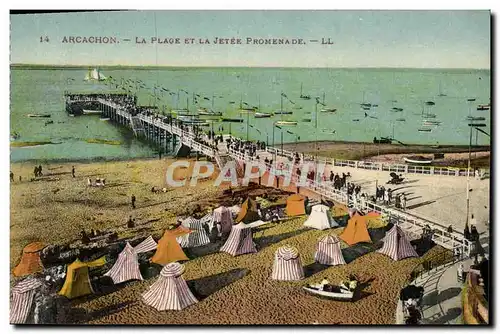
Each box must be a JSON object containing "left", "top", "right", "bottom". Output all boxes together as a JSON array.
[{"left": 10, "top": 10, "right": 490, "bottom": 68}]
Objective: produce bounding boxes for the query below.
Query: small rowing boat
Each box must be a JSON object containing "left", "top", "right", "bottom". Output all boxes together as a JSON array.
[
  {"left": 27, "top": 114, "right": 51, "bottom": 118},
  {"left": 275, "top": 120, "right": 297, "bottom": 126},
  {"left": 82, "top": 109, "right": 101, "bottom": 115},
  {"left": 274, "top": 110, "right": 293, "bottom": 115},
  {"left": 320, "top": 107, "right": 337, "bottom": 113},
  {"left": 254, "top": 112, "right": 272, "bottom": 118},
  {"left": 404, "top": 156, "right": 433, "bottom": 164},
  {"left": 302, "top": 118, "right": 312, "bottom": 122},
  {"left": 221, "top": 118, "right": 244, "bottom": 123},
  {"left": 477, "top": 104, "right": 490, "bottom": 111},
  {"left": 422, "top": 120, "right": 442, "bottom": 126},
  {"left": 303, "top": 286, "right": 354, "bottom": 301},
  {"left": 417, "top": 128, "right": 432, "bottom": 132}
]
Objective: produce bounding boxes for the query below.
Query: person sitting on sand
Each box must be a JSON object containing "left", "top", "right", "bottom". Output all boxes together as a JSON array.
[
  {"left": 151, "top": 186, "right": 156, "bottom": 193},
  {"left": 127, "top": 215, "right": 135, "bottom": 228},
  {"left": 87, "top": 178, "right": 92, "bottom": 187}
]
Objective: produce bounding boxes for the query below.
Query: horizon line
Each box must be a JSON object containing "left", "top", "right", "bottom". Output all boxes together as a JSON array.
[{"left": 10, "top": 63, "right": 491, "bottom": 70}]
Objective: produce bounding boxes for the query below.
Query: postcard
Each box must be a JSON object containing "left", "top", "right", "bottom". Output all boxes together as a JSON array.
[{"left": 9, "top": 10, "right": 490, "bottom": 325}]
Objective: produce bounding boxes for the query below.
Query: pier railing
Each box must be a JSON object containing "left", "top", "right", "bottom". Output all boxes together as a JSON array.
[{"left": 264, "top": 147, "right": 474, "bottom": 177}]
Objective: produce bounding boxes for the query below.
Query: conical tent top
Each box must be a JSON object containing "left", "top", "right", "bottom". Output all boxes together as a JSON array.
[{"left": 160, "top": 262, "right": 185, "bottom": 277}]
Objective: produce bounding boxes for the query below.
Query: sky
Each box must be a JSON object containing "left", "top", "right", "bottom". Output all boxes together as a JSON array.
[{"left": 10, "top": 10, "right": 491, "bottom": 68}]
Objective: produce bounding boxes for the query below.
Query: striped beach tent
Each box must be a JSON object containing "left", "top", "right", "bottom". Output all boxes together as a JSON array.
[
  {"left": 314, "top": 234, "right": 346, "bottom": 266},
  {"left": 177, "top": 217, "right": 210, "bottom": 248},
  {"left": 104, "top": 236, "right": 158, "bottom": 284},
  {"left": 303, "top": 204, "right": 338, "bottom": 230},
  {"left": 151, "top": 227, "right": 191, "bottom": 266},
  {"left": 271, "top": 245, "right": 304, "bottom": 281},
  {"left": 220, "top": 222, "right": 257, "bottom": 256},
  {"left": 10, "top": 278, "right": 42, "bottom": 324},
  {"left": 377, "top": 225, "right": 419, "bottom": 261},
  {"left": 142, "top": 262, "right": 198, "bottom": 311},
  {"left": 59, "top": 257, "right": 106, "bottom": 299},
  {"left": 213, "top": 206, "right": 234, "bottom": 233},
  {"left": 13, "top": 242, "right": 46, "bottom": 277},
  {"left": 229, "top": 205, "right": 241, "bottom": 218},
  {"left": 199, "top": 213, "right": 215, "bottom": 232}
]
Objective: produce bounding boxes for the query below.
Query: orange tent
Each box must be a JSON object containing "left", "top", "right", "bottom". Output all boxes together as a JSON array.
[
  {"left": 151, "top": 227, "right": 191, "bottom": 265},
  {"left": 339, "top": 213, "right": 372, "bottom": 246},
  {"left": 13, "top": 242, "right": 46, "bottom": 277},
  {"left": 285, "top": 194, "right": 306, "bottom": 216},
  {"left": 235, "top": 198, "right": 260, "bottom": 224}
]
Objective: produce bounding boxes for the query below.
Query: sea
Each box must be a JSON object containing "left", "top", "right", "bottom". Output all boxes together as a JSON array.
[{"left": 10, "top": 67, "right": 491, "bottom": 162}]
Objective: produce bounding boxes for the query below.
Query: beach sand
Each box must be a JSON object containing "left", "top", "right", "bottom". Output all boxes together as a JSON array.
[{"left": 10, "top": 158, "right": 452, "bottom": 325}]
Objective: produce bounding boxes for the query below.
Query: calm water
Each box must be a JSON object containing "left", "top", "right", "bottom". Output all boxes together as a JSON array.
[{"left": 10, "top": 67, "right": 490, "bottom": 162}]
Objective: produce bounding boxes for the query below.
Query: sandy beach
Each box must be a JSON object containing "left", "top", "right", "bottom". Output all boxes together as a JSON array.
[{"left": 10, "top": 158, "right": 453, "bottom": 325}]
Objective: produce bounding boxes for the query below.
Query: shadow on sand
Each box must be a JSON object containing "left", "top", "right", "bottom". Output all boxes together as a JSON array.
[
  {"left": 187, "top": 268, "right": 251, "bottom": 301},
  {"left": 255, "top": 228, "right": 309, "bottom": 251},
  {"left": 68, "top": 300, "right": 137, "bottom": 324}
]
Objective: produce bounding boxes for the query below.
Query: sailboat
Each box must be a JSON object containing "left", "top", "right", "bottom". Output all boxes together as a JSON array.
[
  {"left": 320, "top": 92, "right": 337, "bottom": 112},
  {"left": 171, "top": 90, "right": 189, "bottom": 115},
  {"left": 274, "top": 92, "right": 293, "bottom": 115},
  {"left": 238, "top": 94, "right": 257, "bottom": 113},
  {"left": 299, "top": 83, "right": 311, "bottom": 100},
  {"left": 438, "top": 82, "right": 447, "bottom": 97},
  {"left": 84, "top": 68, "right": 107, "bottom": 81}
]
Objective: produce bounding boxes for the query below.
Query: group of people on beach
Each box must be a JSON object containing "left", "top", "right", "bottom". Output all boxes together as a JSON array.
[{"left": 87, "top": 177, "right": 106, "bottom": 187}]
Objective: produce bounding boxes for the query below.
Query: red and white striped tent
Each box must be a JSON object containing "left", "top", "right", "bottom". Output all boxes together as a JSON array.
[
  {"left": 213, "top": 206, "right": 234, "bottom": 234},
  {"left": 377, "top": 225, "right": 419, "bottom": 261},
  {"left": 142, "top": 262, "right": 198, "bottom": 311},
  {"left": 10, "top": 278, "right": 42, "bottom": 324},
  {"left": 304, "top": 204, "right": 338, "bottom": 230},
  {"left": 220, "top": 222, "right": 257, "bottom": 256},
  {"left": 271, "top": 245, "right": 304, "bottom": 281},
  {"left": 314, "top": 234, "right": 346, "bottom": 266},
  {"left": 105, "top": 236, "right": 158, "bottom": 284},
  {"left": 177, "top": 217, "right": 210, "bottom": 248}
]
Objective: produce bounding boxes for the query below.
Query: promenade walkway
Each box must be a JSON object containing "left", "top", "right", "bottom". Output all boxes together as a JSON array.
[{"left": 396, "top": 258, "right": 475, "bottom": 324}]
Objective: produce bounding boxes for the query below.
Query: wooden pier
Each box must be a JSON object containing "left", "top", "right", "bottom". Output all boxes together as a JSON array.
[{"left": 64, "top": 92, "right": 472, "bottom": 256}]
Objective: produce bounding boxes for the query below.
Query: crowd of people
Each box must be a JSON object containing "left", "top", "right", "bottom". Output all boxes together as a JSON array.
[{"left": 376, "top": 186, "right": 407, "bottom": 210}]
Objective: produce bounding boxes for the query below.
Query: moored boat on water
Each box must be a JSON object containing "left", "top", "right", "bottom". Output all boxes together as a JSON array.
[
  {"left": 274, "top": 110, "right": 293, "bottom": 115},
  {"left": 320, "top": 107, "right": 337, "bottom": 113},
  {"left": 254, "top": 112, "right": 272, "bottom": 118},
  {"left": 417, "top": 128, "right": 432, "bottom": 132},
  {"left": 477, "top": 104, "right": 490, "bottom": 111},
  {"left": 27, "top": 114, "right": 51, "bottom": 118},
  {"left": 221, "top": 118, "right": 244, "bottom": 123},
  {"left": 275, "top": 120, "right": 297, "bottom": 126}
]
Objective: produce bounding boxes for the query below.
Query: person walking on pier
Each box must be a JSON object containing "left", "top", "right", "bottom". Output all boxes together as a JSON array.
[
  {"left": 71, "top": 166, "right": 75, "bottom": 178},
  {"left": 402, "top": 195, "right": 407, "bottom": 211},
  {"left": 131, "top": 194, "right": 136, "bottom": 209}
]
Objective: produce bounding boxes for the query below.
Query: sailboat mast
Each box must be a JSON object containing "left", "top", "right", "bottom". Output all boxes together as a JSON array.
[
  {"left": 323, "top": 92, "right": 325, "bottom": 105},
  {"left": 212, "top": 94, "right": 215, "bottom": 110},
  {"left": 176, "top": 90, "right": 179, "bottom": 109},
  {"left": 300, "top": 83, "right": 303, "bottom": 96}
]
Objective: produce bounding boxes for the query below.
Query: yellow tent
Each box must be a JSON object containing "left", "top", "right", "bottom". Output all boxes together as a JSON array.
[
  {"left": 235, "top": 198, "right": 260, "bottom": 223},
  {"left": 365, "top": 211, "right": 387, "bottom": 229},
  {"left": 59, "top": 257, "right": 106, "bottom": 299},
  {"left": 332, "top": 203, "right": 349, "bottom": 218},
  {"left": 151, "top": 227, "right": 191, "bottom": 266}
]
